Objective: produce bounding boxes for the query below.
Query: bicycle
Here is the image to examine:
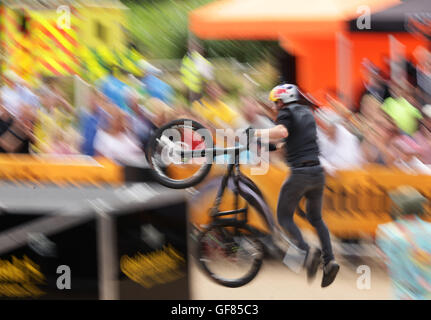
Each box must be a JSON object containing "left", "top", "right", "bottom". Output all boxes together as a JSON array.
[{"left": 147, "top": 118, "right": 310, "bottom": 287}]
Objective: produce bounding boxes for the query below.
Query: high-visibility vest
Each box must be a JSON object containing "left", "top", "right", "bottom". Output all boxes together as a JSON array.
[
  {"left": 180, "top": 52, "right": 204, "bottom": 93},
  {"left": 192, "top": 98, "right": 239, "bottom": 128}
]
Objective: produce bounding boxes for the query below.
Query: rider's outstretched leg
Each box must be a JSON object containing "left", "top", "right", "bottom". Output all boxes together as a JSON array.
[
  {"left": 276, "top": 172, "right": 322, "bottom": 281},
  {"left": 305, "top": 179, "right": 334, "bottom": 265},
  {"left": 277, "top": 173, "right": 309, "bottom": 253},
  {"left": 304, "top": 172, "right": 339, "bottom": 287}
]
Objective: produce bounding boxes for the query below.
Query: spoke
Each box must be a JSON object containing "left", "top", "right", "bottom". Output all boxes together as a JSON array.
[{"left": 200, "top": 228, "right": 259, "bottom": 282}]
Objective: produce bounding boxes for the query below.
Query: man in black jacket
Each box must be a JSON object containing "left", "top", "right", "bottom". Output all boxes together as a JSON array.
[{"left": 251, "top": 84, "right": 339, "bottom": 288}]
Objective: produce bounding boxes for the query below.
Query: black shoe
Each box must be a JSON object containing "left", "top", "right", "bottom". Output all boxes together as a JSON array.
[
  {"left": 321, "top": 260, "right": 340, "bottom": 288},
  {"left": 305, "top": 248, "right": 321, "bottom": 283}
]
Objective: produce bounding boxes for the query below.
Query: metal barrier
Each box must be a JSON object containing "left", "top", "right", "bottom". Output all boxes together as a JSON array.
[
  {"left": 185, "top": 164, "right": 431, "bottom": 239},
  {"left": 0, "top": 155, "right": 430, "bottom": 250},
  {"left": 0, "top": 155, "right": 123, "bottom": 186}
]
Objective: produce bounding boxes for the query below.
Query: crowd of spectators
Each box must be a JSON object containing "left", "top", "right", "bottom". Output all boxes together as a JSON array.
[
  {"left": 0, "top": 66, "right": 162, "bottom": 164},
  {"left": 314, "top": 50, "right": 431, "bottom": 175},
  {"left": 2, "top": 48, "right": 431, "bottom": 176}
]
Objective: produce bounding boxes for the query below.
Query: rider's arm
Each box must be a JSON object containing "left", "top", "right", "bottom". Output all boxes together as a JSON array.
[{"left": 254, "top": 125, "right": 288, "bottom": 142}]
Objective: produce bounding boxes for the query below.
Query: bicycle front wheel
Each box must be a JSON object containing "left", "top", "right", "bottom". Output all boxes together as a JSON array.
[
  {"left": 147, "top": 118, "right": 213, "bottom": 189},
  {"left": 197, "top": 224, "right": 263, "bottom": 288}
]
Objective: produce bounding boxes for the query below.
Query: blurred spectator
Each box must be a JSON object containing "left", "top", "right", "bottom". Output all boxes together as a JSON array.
[
  {"left": 0, "top": 105, "right": 35, "bottom": 154},
  {"left": 80, "top": 88, "right": 111, "bottom": 156},
  {"left": 316, "top": 109, "right": 365, "bottom": 174},
  {"left": 33, "top": 78, "right": 77, "bottom": 154},
  {"left": 98, "top": 66, "right": 131, "bottom": 113},
  {"left": 414, "top": 46, "right": 431, "bottom": 104},
  {"left": 138, "top": 60, "right": 174, "bottom": 105},
  {"left": 237, "top": 96, "right": 274, "bottom": 129},
  {"left": 93, "top": 107, "right": 145, "bottom": 164},
  {"left": 325, "top": 93, "right": 363, "bottom": 139},
  {"left": 360, "top": 109, "right": 430, "bottom": 175},
  {"left": 1, "top": 70, "right": 24, "bottom": 118},
  {"left": 360, "top": 110, "right": 399, "bottom": 165},
  {"left": 48, "top": 127, "right": 80, "bottom": 155},
  {"left": 180, "top": 37, "right": 214, "bottom": 102},
  {"left": 377, "top": 208, "right": 431, "bottom": 300},
  {"left": 0, "top": 71, "right": 41, "bottom": 114},
  {"left": 391, "top": 134, "right": 431, "bottom": 174},
  {"left": 359, "top": 59, "right": 390, "bottom": 106},
  {"left": 358, "top": 60, "right": 391, "bottom": 139},
  {"left": 413, "top": 105, "right": 431, "bottom": 164},
  {"left": 146, "top": 97, "right": 176, "bottom": 128},
  {"left": 381, "top": 82, "right": 422, "bottom": 136},
  {"left": 127, "top": 90, "right": 157, "bottom": 153},
  {"left": 360, "top": 92, "right": 381, "bottom": 127},
  {"left": 0, "top": 103, "right": 13, "bottom": 139},
  {"left": 17, "top": 78, "right": 41, "bottom": 110},
  {"left": 192, "top": 81, "right": 240, "bottom": 129},
  {"left": 38, "top": 77, "right": 73, "bottom": 114}
]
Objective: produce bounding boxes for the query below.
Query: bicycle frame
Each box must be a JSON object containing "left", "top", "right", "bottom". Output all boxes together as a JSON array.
[
  {"left": 201, "top": 144, "right": 278, "bottom": 235},
  {"left": 172, "top": 133, "right": 285, "bottom": 239}
]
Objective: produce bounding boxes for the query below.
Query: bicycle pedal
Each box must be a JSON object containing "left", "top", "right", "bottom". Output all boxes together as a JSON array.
[{"left": 282, "top": 246, "right": 307, "bottom": 274}]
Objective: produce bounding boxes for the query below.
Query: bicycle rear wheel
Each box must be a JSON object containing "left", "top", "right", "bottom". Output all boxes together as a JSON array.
[
  {"left": 197, "top": 224, "right": 263, "bottom": 288},
  {"left": 147, "top": 118, "right": 213, "bottom": 189}
]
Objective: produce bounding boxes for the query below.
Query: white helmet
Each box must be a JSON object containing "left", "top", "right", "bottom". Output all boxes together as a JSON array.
[{"left": 269, "top": 84, "right": 299, "bottom": 104}]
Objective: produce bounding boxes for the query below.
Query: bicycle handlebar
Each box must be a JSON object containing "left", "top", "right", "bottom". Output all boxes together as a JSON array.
[
  {"left": 180, "top": 141, "right": 278, "bottom": 159},
  {"left": 180, "top": 145, "right": 247, "bottom": 159},
  {"left": 159, "top": 127, "right": 277, "bottom": 159}
]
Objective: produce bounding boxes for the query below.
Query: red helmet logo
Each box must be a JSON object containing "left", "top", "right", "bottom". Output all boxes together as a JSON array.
[{"left": 274, "top": 88, "right": 287, "bottom": 96}]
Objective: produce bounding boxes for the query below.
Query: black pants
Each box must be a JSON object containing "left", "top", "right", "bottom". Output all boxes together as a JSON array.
[{"left": 276, "top": 165, "right": 334, "bottom": 265}]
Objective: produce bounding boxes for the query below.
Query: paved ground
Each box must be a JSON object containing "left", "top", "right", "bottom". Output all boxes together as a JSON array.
[
  {"left": 190, "top": 258, "right": 392, "bottom": 300},
  {"left": 189, "top": 231, "right": 394, "bottom": 300}
]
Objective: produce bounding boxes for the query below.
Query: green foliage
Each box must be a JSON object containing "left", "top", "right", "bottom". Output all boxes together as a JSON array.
[
  {"left": 205, "top": 40, "right": 279, "bottom": 63},
  {"left": 123, "top": 0, "right": 280, "bottom": 63},
  {"left": 122, "top": 0, "right": 281, "bottom": 98},
  {"left": 124, "top": 0, "right": 212, "bottom": 59}
]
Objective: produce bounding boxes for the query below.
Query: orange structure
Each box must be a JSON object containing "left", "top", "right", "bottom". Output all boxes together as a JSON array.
[{"left": 189, "top": 0, "right": 427, "bottom": 107}]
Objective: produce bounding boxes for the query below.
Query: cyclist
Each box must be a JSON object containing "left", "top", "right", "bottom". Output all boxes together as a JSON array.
[{"left": 250, "top": 83, "right": 340, "bottom": 287}]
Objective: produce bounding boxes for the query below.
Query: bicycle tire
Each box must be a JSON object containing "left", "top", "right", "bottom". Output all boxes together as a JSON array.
[
  {"left": 197, "top": 223, "right": 263, "bottom": 288},
  {"left": 147, "top": 118, "right": 213, "bottom": 189}
]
